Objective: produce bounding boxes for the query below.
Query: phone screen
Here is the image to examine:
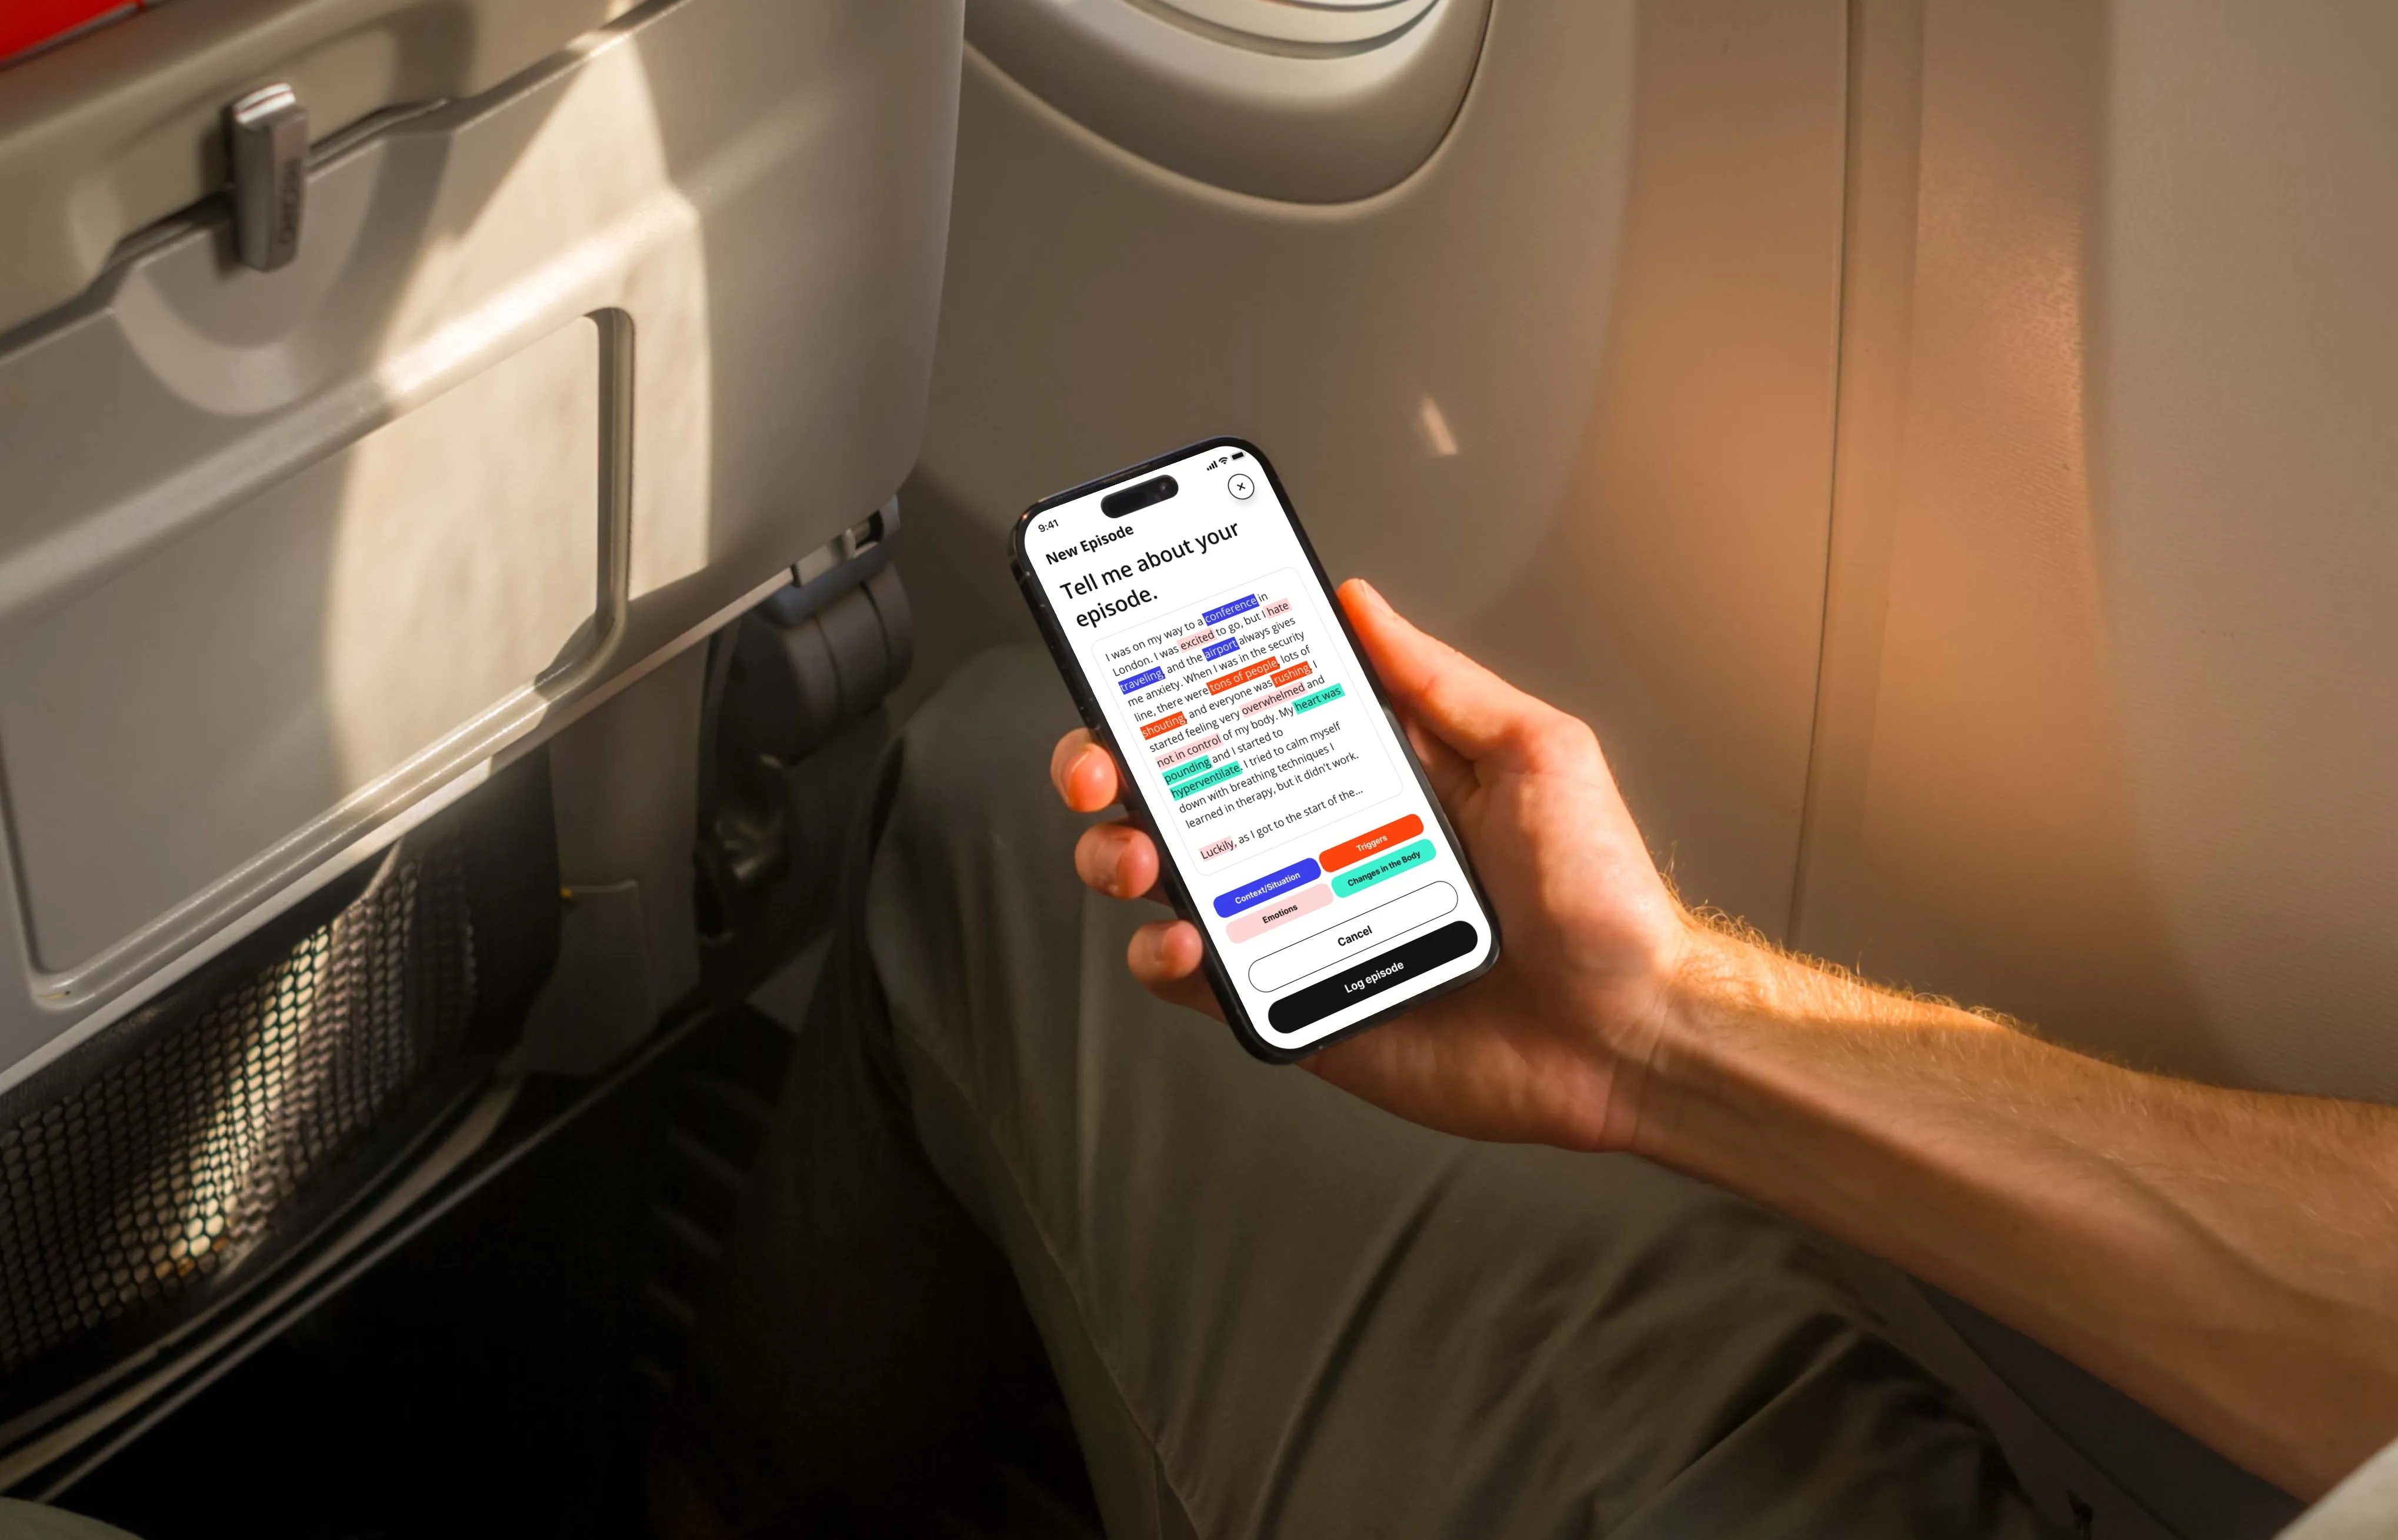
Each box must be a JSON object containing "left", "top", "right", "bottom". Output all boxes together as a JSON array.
[{"left": 1015, "top": 439, "right": 1500, "bottom": 1058}]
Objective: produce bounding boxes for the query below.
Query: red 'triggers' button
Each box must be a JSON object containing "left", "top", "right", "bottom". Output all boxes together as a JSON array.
[{"left": 1319, "top": 813, "right": 1425, "bottom": 873}]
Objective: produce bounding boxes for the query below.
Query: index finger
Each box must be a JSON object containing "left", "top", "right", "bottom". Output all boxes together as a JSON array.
[{"left": 1049, "top": 729, "right": 1123, "bottom": 813}]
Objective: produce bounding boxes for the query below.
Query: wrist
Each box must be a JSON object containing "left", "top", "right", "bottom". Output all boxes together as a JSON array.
[
  {"left": 1623, "top": 913, "right": 1946, "bottom": 1169},
  {"left": 1587, "top": 915, "right": 1756, "bottom": 1164}
]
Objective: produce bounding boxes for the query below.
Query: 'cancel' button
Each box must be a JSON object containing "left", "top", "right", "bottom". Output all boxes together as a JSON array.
[{"left": 1266, "top": 920, "right": 1478, "bottom": 1034}]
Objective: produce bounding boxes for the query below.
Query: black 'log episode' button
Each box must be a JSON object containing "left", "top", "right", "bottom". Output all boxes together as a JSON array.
[{"left": 1266, "top": 920, "right": 1478, "bottom": 1034}]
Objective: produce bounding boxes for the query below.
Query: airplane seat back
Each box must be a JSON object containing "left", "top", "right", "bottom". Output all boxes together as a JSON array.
[{"left": 0, "top": 0, "right": 962, "bottom": 1484}]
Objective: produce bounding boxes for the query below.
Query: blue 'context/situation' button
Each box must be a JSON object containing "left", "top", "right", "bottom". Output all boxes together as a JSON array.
[
  {"left": 1118, "top": 667, "right": 1165, "bottom": 694},
  {"left": 1213, "top": 858, "right": 1322, "bottom": 918},
  {"left": 1202, "top": 636, "right": 1243, "bottom": 660},
  {"left": 1203, "top": 594, "right": 1259, "bottom": 626}
]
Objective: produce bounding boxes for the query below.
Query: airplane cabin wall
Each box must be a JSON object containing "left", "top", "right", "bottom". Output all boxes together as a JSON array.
[
  {"left": 906, "top": 2, "right": 2396, "bottom": 1522},
  {"left": 1793, "top": 0, "right": 2398, "bottom": 1103},
  {"left": 904, "top": 0, "right": 1850, "bottom": 940},
  {"left": 909, "top": 0, "right": 2398, "bottom": 1104}
]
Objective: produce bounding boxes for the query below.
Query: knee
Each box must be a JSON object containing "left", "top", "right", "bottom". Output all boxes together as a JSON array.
[{"left": 888, "top": 646, "right": 1084, "bottom": 851}]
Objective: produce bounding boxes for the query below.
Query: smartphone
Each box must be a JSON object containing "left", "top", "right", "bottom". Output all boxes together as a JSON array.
[{"left": 1012, "top": 437, "right": 1502, "bottom": 1063}]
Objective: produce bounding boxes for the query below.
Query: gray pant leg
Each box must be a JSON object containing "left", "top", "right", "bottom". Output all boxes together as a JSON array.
[
  {"left": 708, "top": 644, "right": 2057, "bottom": 1539},
  {"left": 684, "top": 717, "right": 1076, "bottom": 1527},
  {"left": 0, "top": 1502, "right": 141, "bottom": 1540},
  {"left": 861, "top": 647, "right": 2055, "bottom": 1540}
]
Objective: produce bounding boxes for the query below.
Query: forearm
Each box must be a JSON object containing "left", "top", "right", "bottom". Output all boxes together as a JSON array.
[{"left": 1630, "top": 926, "right": 2398, "bottom": 1499}]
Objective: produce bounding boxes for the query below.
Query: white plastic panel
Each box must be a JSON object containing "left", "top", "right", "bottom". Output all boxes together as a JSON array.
[
  {"left": 965, "top": 0, "right": 1490, "bottom": 202},
  {"left": 1158, "top": 0, "right": 1439, "bottom": 47},
  {"left": 0, "top": 0, "right": 960, "bottom": 1080},
  {"left": 0, "top": 317, "right": 602, "bottom": 973}
]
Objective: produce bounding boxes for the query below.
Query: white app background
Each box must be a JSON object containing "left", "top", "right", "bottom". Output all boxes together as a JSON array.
[{"left": 1026, "top": 446, "right": 1494, "bottom": 1050}]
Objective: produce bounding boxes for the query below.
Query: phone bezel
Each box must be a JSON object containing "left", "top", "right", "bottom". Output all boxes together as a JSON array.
[{"left": 1009, "top": 435, "right": 1504, "bottom": 1064}]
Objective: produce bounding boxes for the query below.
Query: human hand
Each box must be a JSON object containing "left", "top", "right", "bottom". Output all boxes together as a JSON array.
[
  {"left": 1072, "top": 589, "right": 2398, "bottom": 1504},
  {"left": 1049, "top": 578, "right": 1705, "bottom": 1151}
]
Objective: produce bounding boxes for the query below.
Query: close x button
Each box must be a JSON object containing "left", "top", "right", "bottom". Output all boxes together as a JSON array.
[{"left": 1266, "top": 920, "right": 1478, "bottom": 1033}]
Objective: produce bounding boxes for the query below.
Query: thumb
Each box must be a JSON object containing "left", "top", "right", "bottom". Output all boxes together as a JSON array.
[{"left": 1339, "top": 579, "right": 1561, "bottom": 770}]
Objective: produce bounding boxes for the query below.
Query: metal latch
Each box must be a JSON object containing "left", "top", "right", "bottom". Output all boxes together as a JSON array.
[{"left": 226, "top": 83, "right": 307, "bottom": 272}]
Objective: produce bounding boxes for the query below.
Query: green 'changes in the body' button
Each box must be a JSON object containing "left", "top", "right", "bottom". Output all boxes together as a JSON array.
[
  {"left": 1292, "top": 684, "right": 1346, "bottom": 714},
  {"left": 1162, "top": 756, "right": 1213, "bottom": 786},
  {"left": 1170, "top": 761, "right": 1244, "bottom": 800},
  {"left": 1332, "top": 837, "right": 1436, "bottom": 897}
]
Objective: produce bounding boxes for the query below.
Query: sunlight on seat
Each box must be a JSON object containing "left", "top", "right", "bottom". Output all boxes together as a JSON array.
[{"left": 323, "top": 36, "right": 713, "bottom": 789}]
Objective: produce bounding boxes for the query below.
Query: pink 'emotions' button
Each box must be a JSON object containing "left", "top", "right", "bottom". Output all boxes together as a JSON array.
[{"left": 1225, "top": 880, "right": 1332, "bottom": 943}]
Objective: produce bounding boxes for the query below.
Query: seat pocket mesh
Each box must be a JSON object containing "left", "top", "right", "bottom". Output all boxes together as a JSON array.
[{"left": 0, "top": 838, "right": 474, "bottom": 1378}]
